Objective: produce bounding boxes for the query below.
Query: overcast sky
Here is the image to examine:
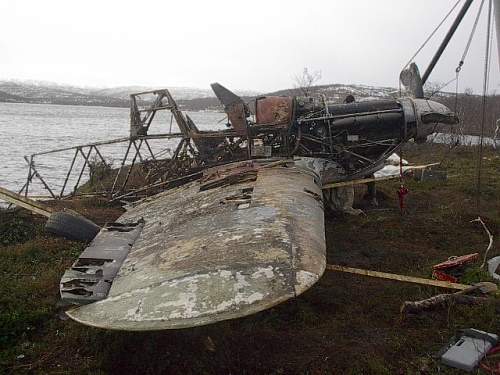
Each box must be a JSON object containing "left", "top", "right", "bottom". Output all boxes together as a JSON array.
[{"left": 0, "top": 0, "right": 498, "bottom": 93}]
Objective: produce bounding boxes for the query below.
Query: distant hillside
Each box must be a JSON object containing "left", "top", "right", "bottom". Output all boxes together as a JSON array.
[
  {"left": 0, "top": 80, "right": 258, "bottom": 109},
  {"left": 268, "top": 83, "right": 399, "bottom": 100},
  {"left": 0, "top": 89, "right": 28, "bottom": 103},
  {"left": 174, "top": 83, "right": 402, "bottom": 111},
  {"left": 0, "top": 79, "right": 458, "bottom": 111},
  {"left": 0, "top": 79, "right": 404, "bottom": 110},
  {"left": 0, "top": 81, "right": 129, "bottom": 107}
]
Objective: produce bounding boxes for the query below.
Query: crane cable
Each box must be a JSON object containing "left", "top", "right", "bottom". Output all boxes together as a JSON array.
[
  {"left": 428, "top": 0, "right": 486, "bottom": 102},
  {"left": 456, "top": 0, "right": 487, "bottom": 76},
  {"left": 432, "top": 0, "right": 487, "bottom": 166},
  {"left": 446, "top": 0, "right": 487, "bottom": 150},
  {"left": 399, "top": 0, "right": 463, "bottom": 96},
  {"left": 402, "top": 0, "right": 484, "bottom": 100},
  {"left": 402, "top": 0, "right": 463, "bottom": 71},
  {"left": 476, "top": 0, "right": 493, "bottom": 213},
  {"left": 454, "top": 0, "right": 487, "bottom": 101}
]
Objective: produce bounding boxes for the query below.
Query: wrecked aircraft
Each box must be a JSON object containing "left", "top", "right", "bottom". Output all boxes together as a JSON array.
[{"left": 60, "top": 62, "right": 459, "bottom": 330}]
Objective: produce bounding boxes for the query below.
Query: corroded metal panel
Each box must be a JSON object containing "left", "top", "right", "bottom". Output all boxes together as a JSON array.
[
  {"left": 255, "top": 96, "right": 293, "bottom": 125},
  {"left": 60, "top": 222, "right": 144, "bottom": 305},
  {"left": 67, "top": 160, "right": 326, "bottom": 330},
  {"left": 227, "top": 102, "right": 249, "bottom": 136}
]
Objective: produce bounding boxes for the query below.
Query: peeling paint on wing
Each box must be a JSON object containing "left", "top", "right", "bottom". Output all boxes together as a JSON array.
[
  {"left": 294, "top": 270, "right": 320, "bottom": 295},
  {"left": 251, "top": 266, "right": 275, "bottom": 279},
  {"left": 66, "top": 160, "right": 326, "bottom": 331},
  {"left": 234, "top": 272, "right": 251, "bottom": 289},
  {"left": 224, "top": 235, "right": 243, "bottom": 243},
  {"left": 219, "top": 270, "right": 232, "bottom": 279},
  {"left": 155, "top": 290, "right": 199, "bottom": 319},
  {"left": 83, "top": 269, "right": 272, "bottom": 322},
  {"left": 125, "top": 299, "right": 144, "bottom": 320},
  {"left": 215, "top": 291, "right": 265, "bottom": 312}
]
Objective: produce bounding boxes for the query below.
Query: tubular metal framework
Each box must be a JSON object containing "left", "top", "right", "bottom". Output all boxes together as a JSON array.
[{"left": 20, "top": 89, "right": 199, "bottom": 202}]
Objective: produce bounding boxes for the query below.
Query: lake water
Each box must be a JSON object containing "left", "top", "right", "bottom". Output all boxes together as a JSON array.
[
  {"left": 0, "top": 102, "right": 225, "bottom": 197},
  {"left": 0, "top": 102, "right": 498, "bottom": 199}
]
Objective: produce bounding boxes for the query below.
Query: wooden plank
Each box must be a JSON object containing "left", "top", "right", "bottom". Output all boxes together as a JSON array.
[
  {"left": 321, "top": 163, "right": 440, "bottom": 190},
  {"left": 326, "top": 264, "right": 470, "bottom": 291},
  {"left": 0, "top": 186, "right": 52, "bottom": 217},
  {"left": 323, "top": 174, "right": 399, "bottom": 189}
]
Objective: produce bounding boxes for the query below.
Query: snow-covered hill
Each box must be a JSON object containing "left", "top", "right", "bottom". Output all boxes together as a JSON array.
[
  {"left": 0, "top": 79, "right": 452, "bottom": 110},
  {"left": 269, "top": 83, "right": 400, "bottom": 101},
  {"left": 0, "top": 80, "right": 128, "bottom": 107},
  {"left": 0, "top": 80, "right": 259, "bottom": 107}
]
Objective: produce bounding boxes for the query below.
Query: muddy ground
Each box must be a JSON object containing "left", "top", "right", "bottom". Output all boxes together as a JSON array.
[{"left": 1, "top": 143, "right": 499, "bottom": 374}]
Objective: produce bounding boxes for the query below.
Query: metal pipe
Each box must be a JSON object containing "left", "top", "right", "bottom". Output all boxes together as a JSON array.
[
  {"left": 27, "top": 133, "right": 183, "bottom": 157},
  {"left": 422, "top": 0, "right": 475, "bottom": 84},
  {"left": 72, "top": 147, "right": 93, "bottom": 194},
  {"left": 93, "top": 145, "right": 108, "bottom": 166},
  {"left": 24, "top": 156, "right": 57, "bottom": 198},
  {"left": 132, "top": 140, "right": 145, "bottom": 163},
  {"left": 25, "top": 155, "right": 33, "bottom": 197},
  {"left": 117, "top": 148, "right": 140, "bottom": 195},
  {"left": 144, "top": 139, "right": 156, "bottom": 160},
  {"left": 297, "top": 108, "right": 403, "bottom": 123},
  {"left": 60, "top": 148, "right": 79, "bottom": 197},
  {"left": 110, "top": 141, "right": 133, "bottom": 194},
  {"left": 494, "top": 0, "right": 500, "bottom": 72}
]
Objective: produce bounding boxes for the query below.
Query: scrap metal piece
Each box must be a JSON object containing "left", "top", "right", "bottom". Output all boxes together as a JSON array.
[
  {"left": 60, "top": 221, "right": 144, "bottom": 305},
  {"left": 66, "top": 160, "right": 326, "bottom": 330},
  {"left": 251, "top": 144, "right": 272, "bottom": 158}
]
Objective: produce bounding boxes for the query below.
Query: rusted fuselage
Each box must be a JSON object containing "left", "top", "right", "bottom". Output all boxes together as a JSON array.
[{"left": 209, "top": 83, "right": 458, "bottom": 184}]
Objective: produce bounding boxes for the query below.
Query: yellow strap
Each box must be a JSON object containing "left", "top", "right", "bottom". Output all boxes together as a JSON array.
[{"left": 326, "top": 264, "right": 470, "bottom": 291}]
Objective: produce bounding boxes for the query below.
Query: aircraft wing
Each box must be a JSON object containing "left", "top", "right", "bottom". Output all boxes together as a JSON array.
[{"left": 65, "top": 159, "right": 326, "bottom": 330}]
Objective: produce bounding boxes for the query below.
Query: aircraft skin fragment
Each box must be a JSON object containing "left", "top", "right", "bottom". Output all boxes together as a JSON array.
[{"left": 67, "top": 160, "right": 326, "bottom": 330}]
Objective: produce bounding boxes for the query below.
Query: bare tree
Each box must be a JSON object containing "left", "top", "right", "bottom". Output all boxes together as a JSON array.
[
  {"left": 294, "top": 67, "right": 322, "bottom": 97},
  {"left": 423, "top": 81, "right": 445, "bottom": 98}
]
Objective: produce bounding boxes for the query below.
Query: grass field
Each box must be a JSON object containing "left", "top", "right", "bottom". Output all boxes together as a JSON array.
[{"left": 1, "top": 143, "right": 499, "bottom": 374}]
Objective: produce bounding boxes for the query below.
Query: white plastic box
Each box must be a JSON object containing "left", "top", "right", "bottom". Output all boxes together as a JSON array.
[{"left": 441, "top": 329, "right": 498, "bottom": 372}]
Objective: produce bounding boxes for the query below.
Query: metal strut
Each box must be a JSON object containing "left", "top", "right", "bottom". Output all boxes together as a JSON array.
[{"left": 422, "top": 0, "right": 475, "bottom": 85}]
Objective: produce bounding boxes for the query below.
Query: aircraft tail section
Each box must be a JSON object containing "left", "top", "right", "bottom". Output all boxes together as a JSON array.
[{"left": 211, "top": 83, "right": 249, "bottom": 135}]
